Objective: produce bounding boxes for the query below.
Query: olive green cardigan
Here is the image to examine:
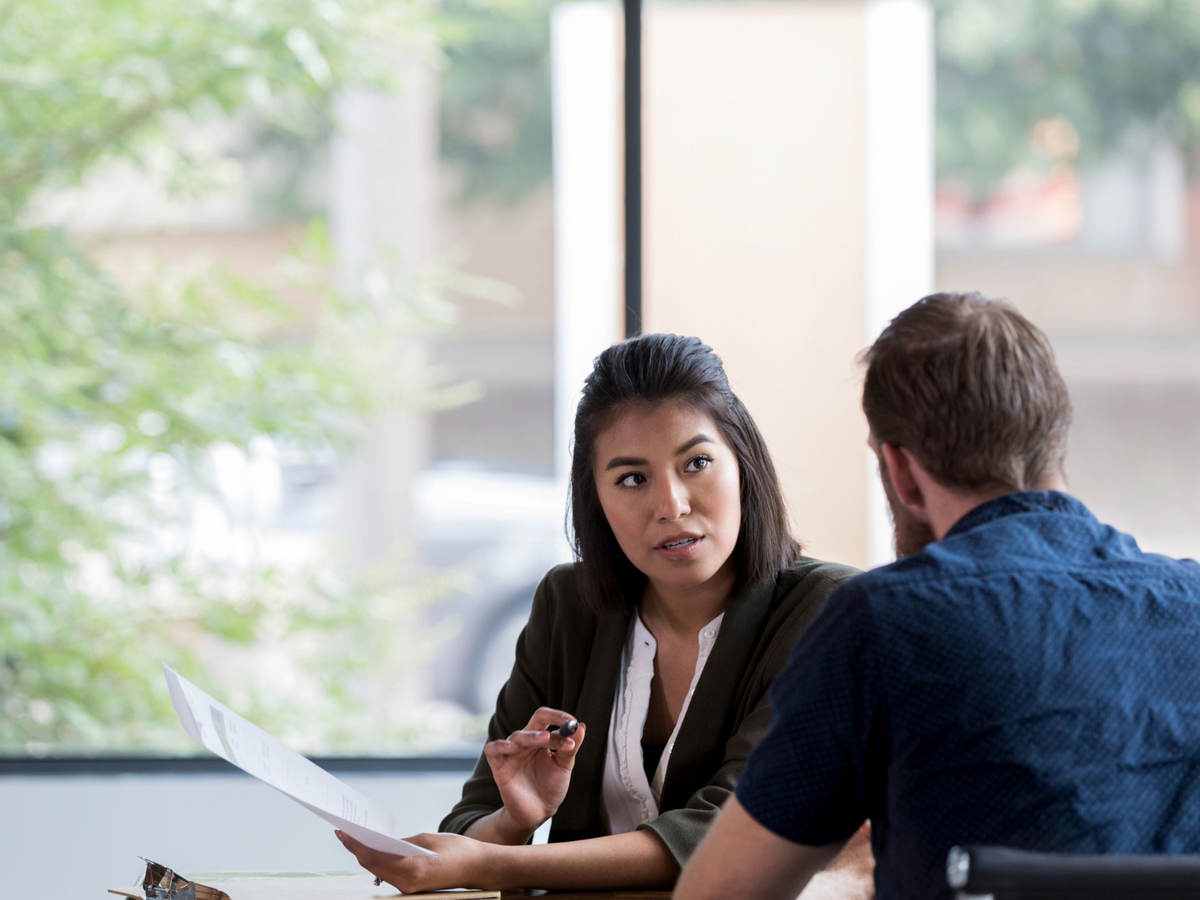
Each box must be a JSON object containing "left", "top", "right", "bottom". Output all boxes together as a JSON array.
[{"left": 439, "top": 556, "right": 857, "bottom": 865}]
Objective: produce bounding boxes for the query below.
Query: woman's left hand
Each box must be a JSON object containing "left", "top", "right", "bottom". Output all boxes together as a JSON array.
[{"left": 335, "top": 829, "right": 502, "bottom": 893}]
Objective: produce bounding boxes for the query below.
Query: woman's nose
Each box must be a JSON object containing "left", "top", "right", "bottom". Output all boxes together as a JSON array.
[{"left": 654, "top": 476, "right": 690, "bottom": 520}]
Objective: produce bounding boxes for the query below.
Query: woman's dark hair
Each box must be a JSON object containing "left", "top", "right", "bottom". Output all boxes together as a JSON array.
[{"left": 568, "top": 333, "right": 799, "bottom": 614}]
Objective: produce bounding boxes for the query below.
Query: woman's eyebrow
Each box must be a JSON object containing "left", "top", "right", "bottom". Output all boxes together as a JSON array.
[
  {"left": 676, "top": 433, "right": 715, "bottom": 455},
  {"left": 605, "top": 455, "right": 647, "bottom": 471},
  {"left": 603, "top": 434, "right": 715, "bottom": 471}
]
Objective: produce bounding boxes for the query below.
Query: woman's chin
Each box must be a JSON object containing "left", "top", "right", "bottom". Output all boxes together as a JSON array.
[{"left": 644, "top": 559, "right": 730, "bottom": 594}]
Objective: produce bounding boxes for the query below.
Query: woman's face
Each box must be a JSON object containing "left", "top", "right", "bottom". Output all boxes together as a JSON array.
[{"left": 592, "top": 402, "right": 741, "bottom": 600}]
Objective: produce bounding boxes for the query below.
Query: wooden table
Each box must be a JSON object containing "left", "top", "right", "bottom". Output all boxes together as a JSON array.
[
  {"left": 182, "top": 873, "right": 672, "bottom": 900},
  {"left": 511, "top": 893, "right": 670, "bottom": 899}
]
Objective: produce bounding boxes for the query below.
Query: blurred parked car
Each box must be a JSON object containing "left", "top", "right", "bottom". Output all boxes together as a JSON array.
[
  {"left": 411, "top": 465, "right": 570, "bottom": 714},
  {"left": 213, "top": 439, "right": 570, "bottom": 724}
]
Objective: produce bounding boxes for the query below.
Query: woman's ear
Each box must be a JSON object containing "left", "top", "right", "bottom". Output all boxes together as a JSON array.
[{"left": 880, "top": 442, "right": 926, "bottom": 512}]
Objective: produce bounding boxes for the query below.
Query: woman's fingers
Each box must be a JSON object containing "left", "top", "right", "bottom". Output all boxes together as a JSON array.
[
  {"left": 526, "top": 706, "right": 580, "bottom": 733},
  {"left": 335, "top": 830, "right": 441, "bottom": 893},
  {"left": 484, "top": 729, "right": 550, "bottom": 761},
  {"left": 494, "top": 707, "right": 585, "bottom": 752},
  {"left": 339, "top": 829, "right": 499, "bottom": 893},
  {"left": 549, "top": 720, "right": 586, "bottom": 764},
  {"left": 485, "top": 716, "right": 585, "bottom": 758},
  {"left": 506, "top": 728, "right": 555, "bottom": 749},
  {"left": 335, "top": 830, "right": 388, "bottom": 879},
  {"left": 480, "top": 718, "right": 588, "bottom": 838},
  {"left": 334, "top": 829, "right": 369, "bottom": 859},
  {"left": 482, "top": 729, "right": 584, "bottom": 771}
]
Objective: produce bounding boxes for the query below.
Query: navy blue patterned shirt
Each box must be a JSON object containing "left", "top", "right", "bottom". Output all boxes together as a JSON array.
[{"left": 736, "top": 491, "right": 1200, "bottom": 899}]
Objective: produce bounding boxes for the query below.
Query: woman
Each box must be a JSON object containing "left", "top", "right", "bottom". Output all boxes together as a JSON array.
[{"left": 337, "top": 333, "right": 867, "bottom": 893}]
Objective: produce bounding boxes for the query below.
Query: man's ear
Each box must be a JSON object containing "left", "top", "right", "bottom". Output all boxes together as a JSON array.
[{"left": 880, "top": 442, "right": 926, "bottom": 512}]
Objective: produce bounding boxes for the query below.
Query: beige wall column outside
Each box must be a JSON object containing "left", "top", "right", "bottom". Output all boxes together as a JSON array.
[
  {"left": 642, "top": 0, "right": 932, "bottom": 569},
  {"left": 550, "top": 0, "right": 931, "bottom": 569}
]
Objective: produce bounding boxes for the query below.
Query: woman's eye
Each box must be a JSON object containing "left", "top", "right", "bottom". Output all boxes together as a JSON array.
[
  {"left": 616, "top": 472, "right": 645, "bottom": 487},
  {"left": 685, "top": 455, "right": 712, "bottom": 472}
]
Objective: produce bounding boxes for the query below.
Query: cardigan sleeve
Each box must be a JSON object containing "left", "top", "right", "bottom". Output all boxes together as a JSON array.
[
  {"left": 637, "top": 561, "right": 859, "bottom": 865},
  {"left": 438, "top": 566, "right": 562, "bottom": 835}
]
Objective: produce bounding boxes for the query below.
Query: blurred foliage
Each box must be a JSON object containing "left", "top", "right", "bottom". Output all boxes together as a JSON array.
[
  {"left": 932, "top": 0, "right": 1200, "bottom": 198},
  {"left": 0, "top": 0, "right": 434, "bottom": 225},
  {"left": 208, "top": 0, "right": 558, "bottom": 212},
  {"left": 0, "top": 0, "right": 485, "bottom": 755},
  {"left": 436, "top": 0, "right": 555, "bottom": 206}
]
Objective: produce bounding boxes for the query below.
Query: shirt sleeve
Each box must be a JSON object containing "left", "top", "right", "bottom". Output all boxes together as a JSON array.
[
  {"left": 735, "top": 580, "right": 880, "bottom": 847},
  {"left": 438, "top": 569, "right": 558, "bottom": 836},
  {"left": 641, "top": 564, "right": 858, "bottom": 864}
]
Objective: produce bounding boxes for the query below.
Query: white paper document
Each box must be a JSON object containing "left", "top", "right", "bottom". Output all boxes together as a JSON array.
[{"left": 163, "top": 663, "right": 435, "bottom": 858}]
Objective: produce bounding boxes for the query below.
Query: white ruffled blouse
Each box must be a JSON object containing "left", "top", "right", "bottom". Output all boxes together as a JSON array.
[{"left": 600, "top": 610, "right": 725, "bottom": 835}]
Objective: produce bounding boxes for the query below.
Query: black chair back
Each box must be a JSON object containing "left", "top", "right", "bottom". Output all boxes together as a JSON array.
[{"left": 947, "top": 845, "right": 1200, "bottom": 899}]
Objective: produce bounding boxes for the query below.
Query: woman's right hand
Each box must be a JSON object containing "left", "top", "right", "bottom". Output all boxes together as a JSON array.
[{"left": 483, "top": 707, "right": 587, "bottom": 842}]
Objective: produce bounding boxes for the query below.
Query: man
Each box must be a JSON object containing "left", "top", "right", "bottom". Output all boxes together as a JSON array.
[{"left": 675, "top": 292, "right": 1200, "bottom": 899}]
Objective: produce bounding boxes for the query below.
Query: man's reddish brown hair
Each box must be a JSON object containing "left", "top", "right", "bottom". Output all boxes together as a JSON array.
[{"left": 861, "top": 291, "right": 1072, "bottom": 491}]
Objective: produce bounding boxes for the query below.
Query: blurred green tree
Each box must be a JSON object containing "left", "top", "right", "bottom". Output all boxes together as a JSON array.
[
  {"left": 932, "top": 0, "right": 1200, "bottom": 198},
  {"left": 0, "top": 0, "right": 474, "bottom": 754},
  {"left": 437, "top": 0, "right": 555, "bottom": 206}
]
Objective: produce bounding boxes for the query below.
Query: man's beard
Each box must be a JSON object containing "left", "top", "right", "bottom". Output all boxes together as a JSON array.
[{"left": 878, "top": 458, "right": 936, "bottom": 558}]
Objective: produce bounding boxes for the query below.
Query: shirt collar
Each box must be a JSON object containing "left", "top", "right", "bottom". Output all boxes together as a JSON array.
[{"left": 944, "top": 490, "right": 1092, "bottom": 539}]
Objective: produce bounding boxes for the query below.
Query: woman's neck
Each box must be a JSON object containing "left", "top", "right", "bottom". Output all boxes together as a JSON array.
[{"left": 639, "top": 563, "right": 735, "bottom": 637}]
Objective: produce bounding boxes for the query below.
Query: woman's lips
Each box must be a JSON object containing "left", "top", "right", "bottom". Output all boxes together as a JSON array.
[{"left": 655, "top": 534, "right": 704, "bottom": 560}]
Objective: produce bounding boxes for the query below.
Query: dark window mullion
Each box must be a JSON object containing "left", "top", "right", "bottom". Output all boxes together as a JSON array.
[{"left": 624, "top": 0, "right": 643, "bottom": 338}]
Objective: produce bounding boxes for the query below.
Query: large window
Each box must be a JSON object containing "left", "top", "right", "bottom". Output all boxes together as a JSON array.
[
  {"left": 8, "top": 0, "right": 1196, "bottom": 761},
  {"left": 2, "top": 0, "right": 564, "bottom": 757}
]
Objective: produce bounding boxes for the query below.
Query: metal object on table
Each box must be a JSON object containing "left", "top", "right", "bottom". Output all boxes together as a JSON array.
[{"left": 107, "top": 858, "right": 231, "bottom": 900}]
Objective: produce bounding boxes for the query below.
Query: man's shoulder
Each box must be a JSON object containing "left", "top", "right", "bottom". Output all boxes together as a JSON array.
[
  {"left": 843, "top": 493, "right": 1200, "bottom": 616},
  {"left": 834, "top": 552, "right": 947, "bottom": 602},
  {"left": 934, "top": 492, "right": 1200, "bottom": 588}
]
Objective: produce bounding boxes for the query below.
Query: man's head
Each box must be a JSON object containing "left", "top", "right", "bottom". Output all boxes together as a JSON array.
[{"left": 862, "top": 292, "right": 1072, "bottom": 554}]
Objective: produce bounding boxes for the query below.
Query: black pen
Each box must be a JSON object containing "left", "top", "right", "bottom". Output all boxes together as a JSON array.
[{"left": 546, "top": 719, "right": 578, "bottom": 754}]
